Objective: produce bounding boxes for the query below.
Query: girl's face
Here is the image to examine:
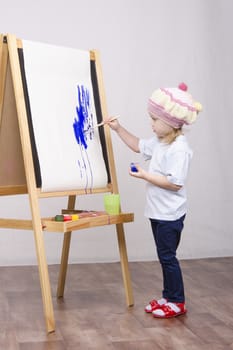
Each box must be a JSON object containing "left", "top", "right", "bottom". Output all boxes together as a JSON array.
[{"left": 150, "top": 114, "right": 174, "bottom": 140}]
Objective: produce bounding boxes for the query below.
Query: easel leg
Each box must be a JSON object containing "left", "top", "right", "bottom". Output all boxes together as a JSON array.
[
  {"left": 6, "top": 33, "right": 55, "bottom": 333},
  {"left": 57, "top": 195, "right": 76, "bottom": 298},
  {"left": 57, "top": 231, "right": 72, "bottom": 298},
  {"left": 33, "top": 225, "right": 55, "bottom": 333},
  {"left": 116, "top": 223, "right": 134, "bottom": 306}
]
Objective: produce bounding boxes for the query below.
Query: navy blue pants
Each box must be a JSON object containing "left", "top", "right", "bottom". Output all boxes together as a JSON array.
[{"left": 150, "top": 215, "right": 185, "bottom": 303}]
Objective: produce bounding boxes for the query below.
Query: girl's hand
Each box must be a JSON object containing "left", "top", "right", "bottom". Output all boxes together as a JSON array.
[
  {"left": 105, "top": 117, "right": 120, "bottom": 131},
  {"left": 129, "top": 165, "right": 146, "bottom": 179}
]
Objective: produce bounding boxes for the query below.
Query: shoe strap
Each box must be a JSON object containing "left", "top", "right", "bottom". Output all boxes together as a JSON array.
[{"left": 165, "top": 302, "right": 182, "bottom": 313}]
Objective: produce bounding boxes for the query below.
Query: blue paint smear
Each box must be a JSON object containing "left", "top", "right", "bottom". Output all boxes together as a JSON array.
[
  {"left": 73, "top": 85, "right": 94, "bottom": 192},
  {"left": 73, "top": 85, "right": 94, "bottom": 149}
]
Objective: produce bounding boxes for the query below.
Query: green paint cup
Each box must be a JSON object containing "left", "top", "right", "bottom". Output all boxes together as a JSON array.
[{"left": 104, "top": 194, "right": 120, "bottom": 215}]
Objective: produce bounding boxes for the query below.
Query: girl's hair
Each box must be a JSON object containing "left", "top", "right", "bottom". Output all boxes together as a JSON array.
[{"left": 164, "top": 128, "right": 183, "bottom": 144}]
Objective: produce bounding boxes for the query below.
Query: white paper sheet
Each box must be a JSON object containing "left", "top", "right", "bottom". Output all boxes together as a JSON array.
[{"left": 22, "top": 40, "right": 108, "bottom": 192}]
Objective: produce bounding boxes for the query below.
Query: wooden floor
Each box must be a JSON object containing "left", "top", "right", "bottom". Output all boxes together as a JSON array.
[{"left": 0, "top": 257, "right": 233, "bottom": 349}]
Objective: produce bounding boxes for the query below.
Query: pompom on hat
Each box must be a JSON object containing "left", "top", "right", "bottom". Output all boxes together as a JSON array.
[{"left": 148, "top": 82, "right": 202, "bottom": 129}]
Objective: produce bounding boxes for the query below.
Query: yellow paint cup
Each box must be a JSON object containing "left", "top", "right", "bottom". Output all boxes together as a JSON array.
[{"left": 104, "top": 194, "right": 120, "bottom": 215}]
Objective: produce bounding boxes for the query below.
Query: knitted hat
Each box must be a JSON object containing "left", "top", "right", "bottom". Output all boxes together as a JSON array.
[{"left": 148, "top": 82, "right": 202, "bottom": 129}]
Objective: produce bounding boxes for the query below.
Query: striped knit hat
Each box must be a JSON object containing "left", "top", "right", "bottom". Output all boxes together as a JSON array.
[{"left": 148, "top": 82, "right": 202, "bottom": 129}]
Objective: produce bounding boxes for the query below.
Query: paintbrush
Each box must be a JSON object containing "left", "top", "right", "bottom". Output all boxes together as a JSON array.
[{"left": 94, "top": 117, "right": 119, "bottom": 128}]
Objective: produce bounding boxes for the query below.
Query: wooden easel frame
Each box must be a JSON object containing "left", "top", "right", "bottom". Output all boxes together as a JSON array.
[{"left": 0, "top": 34, "right": 134, "bottom": 333}]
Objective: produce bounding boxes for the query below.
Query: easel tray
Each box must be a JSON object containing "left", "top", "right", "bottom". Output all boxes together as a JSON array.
[{"left": 42, "top": 212, "right": 134, "bottom": 232}]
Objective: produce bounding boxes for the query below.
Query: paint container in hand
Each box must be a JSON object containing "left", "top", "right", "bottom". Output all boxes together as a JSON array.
[
  {"left": 104, "top": 194, "right": 120, "bottom": 215},
  {"left": 130, "top": 162, "right": 138, "bottom": 172}
]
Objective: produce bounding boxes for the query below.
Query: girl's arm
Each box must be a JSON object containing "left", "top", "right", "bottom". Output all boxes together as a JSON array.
[
  {"left": 130, "top": 165, "right": 182, "bottom": 191},
  {"left": 107, "top": 118, "right": 140, "bottom": 153}
]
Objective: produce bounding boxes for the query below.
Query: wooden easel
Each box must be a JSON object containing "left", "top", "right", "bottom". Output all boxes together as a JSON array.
[{"left": 0, "top": 34, "right": 134, "bottom": 333}]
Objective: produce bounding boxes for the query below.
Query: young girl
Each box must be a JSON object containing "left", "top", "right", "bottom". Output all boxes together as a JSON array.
[{"left": 107, "top": 83, "right": 202, "bottom": 318}]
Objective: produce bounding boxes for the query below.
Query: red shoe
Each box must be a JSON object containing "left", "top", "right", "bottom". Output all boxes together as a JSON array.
[
  {"left": 152, "top": 302, "right": 187, "bottom": 318},
  {"left": 145, "top": 298, "right": 167, "bottom": 313}
]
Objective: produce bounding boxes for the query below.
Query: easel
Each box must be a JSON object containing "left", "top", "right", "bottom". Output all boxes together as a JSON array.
[{"left": 0, "top": 34, "right": 134, "bottom": 333}]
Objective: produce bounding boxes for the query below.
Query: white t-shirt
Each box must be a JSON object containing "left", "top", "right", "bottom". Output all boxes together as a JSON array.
[{"left": 139, "top": 134, "right": 193, "bottom": 220}]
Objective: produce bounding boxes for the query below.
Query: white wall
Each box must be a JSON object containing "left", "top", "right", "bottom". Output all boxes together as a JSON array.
[{"left": 0, "top": 0, "right": 233, "bottom": 265}]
